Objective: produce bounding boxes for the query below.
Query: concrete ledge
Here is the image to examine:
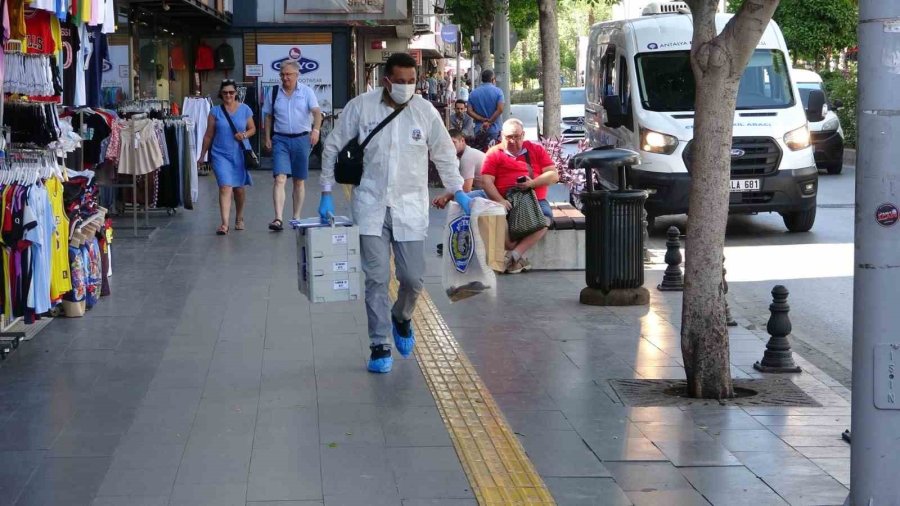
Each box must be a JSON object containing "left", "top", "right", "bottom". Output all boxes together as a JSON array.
[
  {"left": 844, "top": 148, "right": 856, "bottom": 166},
  {"left": 528, "top": 229, "right": 585, "bottom": 270}
]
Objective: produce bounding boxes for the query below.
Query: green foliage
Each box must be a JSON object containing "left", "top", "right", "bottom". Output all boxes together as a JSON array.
[
  {"left": 511, "top": 88, "right": 543, "bottom": 104},
  {"left": 821, "top": 66, "right": 858, "bottom": 148},
  {"left": 445, "top": 0, "right": 496, "bottom": 41},
  {"left": 728, "top": 0, "right": 857, "bottom": 63}
]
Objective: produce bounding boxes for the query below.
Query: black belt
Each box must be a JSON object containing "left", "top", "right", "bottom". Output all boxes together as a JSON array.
[{"left": 273, "top": 132, "right": 309, "bottom": 138}]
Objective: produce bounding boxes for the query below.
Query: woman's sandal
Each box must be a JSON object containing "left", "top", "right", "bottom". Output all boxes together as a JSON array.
[
  {"left": 268, "top": 219, "right": 284, "bottom": 232},
  {"left": 235, "top": 218, "right": 245, "bottom": 231},
  {"left": 216, "top": 225, "right": 229, "bottom": 235}
]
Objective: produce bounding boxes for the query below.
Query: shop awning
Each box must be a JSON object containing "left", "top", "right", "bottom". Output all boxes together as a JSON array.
[{"left": 127, "top": 0, "right": 232, "bottom": 30}]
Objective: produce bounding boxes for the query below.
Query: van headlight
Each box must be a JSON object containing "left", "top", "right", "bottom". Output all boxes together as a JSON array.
[
  {"left": 822, "top": 117, "right": 839, "bottom": 132},
  {"left": 784, "top": 125, "right": 811, "bottom": 151},
  {"left": 640, "top": 127, "right": 679, "bottom": 155}
]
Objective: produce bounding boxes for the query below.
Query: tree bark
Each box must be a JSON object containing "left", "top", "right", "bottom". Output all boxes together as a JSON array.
[
  {"left": 476, "top": 22, "right": 494, "bottom": 73},
  {"left": 538, "top": 0, "right": 561, "bottom": 138},
  {"left": 681, "top": 0, "right": 779, "bottom": 399}
]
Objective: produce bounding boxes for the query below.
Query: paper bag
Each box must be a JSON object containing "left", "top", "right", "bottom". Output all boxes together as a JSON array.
[{"left": 477, "top": 214, "right": 508, "bottom": 273}]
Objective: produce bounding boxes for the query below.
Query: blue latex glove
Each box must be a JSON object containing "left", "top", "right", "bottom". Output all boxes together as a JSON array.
[
  {"left": 454, "top": 190, "right": 472, "bottom": 215},
  {"left": 318, "top": 193, "right": 335, "bottom": 224}
]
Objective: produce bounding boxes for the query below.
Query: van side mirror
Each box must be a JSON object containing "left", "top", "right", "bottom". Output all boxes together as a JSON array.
[
  {"left": 806, "top": 90, "right": 826, "bottom": 123},
  {"left": 603, "top": 96, "right": 626, "bottom": 127},
  {"left": 832, "top": 99, "right": 843, "bottom": 110},
  {"left": 537, "top": 101, "right": 544, "bottom": 108}
]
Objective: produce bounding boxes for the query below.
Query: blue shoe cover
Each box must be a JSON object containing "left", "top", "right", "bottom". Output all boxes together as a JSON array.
[
  {"left": 367, "top": 355, "right": 393, "bottom": 373},
  {"left": 392, "top": 318, "right": 415, "bottom": 358}
]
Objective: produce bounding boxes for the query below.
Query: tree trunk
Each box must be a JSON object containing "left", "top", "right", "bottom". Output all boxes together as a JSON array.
[
  {"left": 682, "top": 0, "right": 780, "bottom": 399},
  {"left": 538, "top": 0, "right": 561, "bottom": 138},
  {"left": 476, "top": 22, "right": 494, "bottom": 73},
  {"left": 521, "top": 38, "right": 528, "bottom": 89}
]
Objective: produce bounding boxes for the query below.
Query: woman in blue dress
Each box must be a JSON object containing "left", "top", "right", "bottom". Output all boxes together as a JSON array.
[{"left": 198, "top": 79, "right": 256, "bottom": 235}]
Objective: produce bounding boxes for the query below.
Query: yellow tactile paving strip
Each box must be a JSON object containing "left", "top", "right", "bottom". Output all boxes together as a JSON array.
[
  {"left": 340, "top": 184, "right": 554, "bottom": 504},
  {"left": 397, "top": 286, "right": 556, "bottom": 505}
]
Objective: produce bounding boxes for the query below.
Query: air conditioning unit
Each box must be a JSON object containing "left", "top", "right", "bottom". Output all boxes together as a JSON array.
[
  {"left": 413, "top": 0, "right": 433, "bottom": 30},
  {"left": 642, "top": 1, "right": 690, "bottom": 15}
]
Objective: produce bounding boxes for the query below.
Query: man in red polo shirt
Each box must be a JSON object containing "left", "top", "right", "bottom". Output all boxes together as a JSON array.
[{"left": 481, "top": 118, "right": 559, "bottom": 273}]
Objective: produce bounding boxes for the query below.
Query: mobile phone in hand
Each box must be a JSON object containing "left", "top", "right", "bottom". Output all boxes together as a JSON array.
[{"left": 516, "top": 176, "right": 527, "bottom": 184}]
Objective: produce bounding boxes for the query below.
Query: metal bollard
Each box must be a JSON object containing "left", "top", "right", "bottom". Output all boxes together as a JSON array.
[
  {"left": 753, "top": 285, "right": 802, "bottom": 373},
  {"left": 723, "top": 258, "right": 737, "bottom": 327},
  {"left": 657, "top": 226, "right": 684, "bottom": 291}
]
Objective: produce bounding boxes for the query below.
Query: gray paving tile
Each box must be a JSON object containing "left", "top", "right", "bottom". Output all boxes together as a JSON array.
[
  {"left": 169, "top": 482, "right": 247, "bottom": 506},
  {"left": 626, "top": 489, "right": 710, "bottom": 506},
  {"left": 320, "top": 445, "right": 396, "bottom": 497},
  {"left": 733, "top": 451, "right": 826, "bottom": 478},
  {"left": 811, "top": 458, "right": 850, "bottom": 486},
  {"left": 247, "top": 502, "right": 324, "bottom": 506},
  {"left": 709, "top": 430, "right": 795, "bottom": 453},
  {"left": 680, "top": 467, "right": 787, "bottom": 505},
  {"left": 247, "top": 445, "right": 322, "bottom": 502},
  {"left": 111, "top": 441, "right": 186, "bottom": 470},
  {"left": 582, "top": 435, "right": 668, "bottom": 461},
  {"left": 96, "top": 465, "right": 178, "bottom": 497},
  {"left": 385, "top": 447, "right": 464, "bottom": 473},
  {"left": 318, "top": 403, "right": 385, "bottom": 446},
  {"left": 517, "top": 430, "right": 610, "bottom": 477},
  {"left": 49, "top": 432, "right": 123, "bottom": 457},
  {"left": 690, "top": 410, "right": 766, "bottom": 430},
  {"left": 14, "top": 456, "right": 111, "bottom": 506},
  {"left": 400, "top": 500, "right": 477, "bottom": 506},
  {"left": 0, "top": 450, "right": 45, "bottom": 506},
  {"left": 499, "top": 410, "right": 574, "bottom": 433},
  {"left": 394, "top": 470, "right": 473, "bottom": 500},
  {"left": 654, "top": 440, "right": 741, "bottom": 467},
  {"left": 324, "top": 493, "right": 402, "bottom": 506},
  {"left": 636, "top": 422, "right": 716, "bottom": 442},
  {"left": 381, "top": 406, "right": 452, "bottom": 447},
  {"left": 254, "top": 406, "right": 319, "bottom": 449},
  {"left": 175, "top": 435, "right": 254, "bottom": 484},
  {"left": 543, "top": 477, "right": 632, "bottom": 506},
  {"left": 90, "top": 497, "right": 169, "bottom": 506},
  {"left": 761, "top": 473, "right": 849, "bottom": 505},
  {"left": 605, "top": 462, "right": 694, "bottom": 491}
]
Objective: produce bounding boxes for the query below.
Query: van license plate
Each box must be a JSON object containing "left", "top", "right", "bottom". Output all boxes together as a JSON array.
[{"left": 730, "top": 179, "right": 760, "bottom": 192}]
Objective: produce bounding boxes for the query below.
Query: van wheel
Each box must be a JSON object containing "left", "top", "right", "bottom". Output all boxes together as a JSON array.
[
  {"left": 781, "top": 207, "right": 816, "bottom": 233},
  {"left": 824, "top": 161, "right": 843, "bottom": 175}
]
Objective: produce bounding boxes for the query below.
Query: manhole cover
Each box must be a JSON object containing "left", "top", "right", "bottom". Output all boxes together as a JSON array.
[{"left": 608, "top": 378, "right": 821, "bottom": 407}]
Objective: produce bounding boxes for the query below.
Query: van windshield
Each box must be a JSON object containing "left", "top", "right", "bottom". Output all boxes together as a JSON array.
[
  {"left": 561, "top": 88, "right": 585, "bottom": 105},
  {"left": 636, "top": 49, "right": 794, "bottom": 112}
]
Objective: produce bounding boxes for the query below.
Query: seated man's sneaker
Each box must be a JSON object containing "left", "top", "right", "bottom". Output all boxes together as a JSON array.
[
  {"left": 392, "top": 315, "right": 415, "bottom": 357},
  {"left": 520, "top": 257, "right": 533, "bottom": 272},
  {"left": 368, "top": 344, "right": 393, "bottom": 373}
]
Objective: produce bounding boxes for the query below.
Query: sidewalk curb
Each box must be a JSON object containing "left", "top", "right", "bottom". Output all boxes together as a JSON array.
[{"left": 844, "top": 148, "right": 856, "bottom": 166}]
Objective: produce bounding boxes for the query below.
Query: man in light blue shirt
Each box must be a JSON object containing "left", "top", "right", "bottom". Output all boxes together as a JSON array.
[
  {"left": 467, "top": 69, "right": 504, "bottom": 141},
  {"left": 262, "top": 60, "right": 322, "bottom": 231}
]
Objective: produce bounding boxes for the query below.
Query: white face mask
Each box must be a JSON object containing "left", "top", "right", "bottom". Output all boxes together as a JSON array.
[{"left": 389, "top": 83, "right": 416, "bottom": 104}]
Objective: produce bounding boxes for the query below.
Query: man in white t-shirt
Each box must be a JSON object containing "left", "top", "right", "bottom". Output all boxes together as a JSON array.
[{"left": 449, "top": 129, "right": 484, "bottom": 192}]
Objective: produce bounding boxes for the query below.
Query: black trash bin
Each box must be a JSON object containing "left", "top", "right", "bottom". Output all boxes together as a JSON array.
[{"left": 570, "top": 147, "right": 647, "bottom": 296}]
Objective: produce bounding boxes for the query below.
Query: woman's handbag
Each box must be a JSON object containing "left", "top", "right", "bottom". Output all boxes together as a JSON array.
[
  {"left": 220, "top": 105, "right": 260, "bottom": 170},
  {"left": 505, "top": 152, "right": 548, "bottom": 241},
  {"left": 335, "top": 105, "right": 406, "bottom": 185}
]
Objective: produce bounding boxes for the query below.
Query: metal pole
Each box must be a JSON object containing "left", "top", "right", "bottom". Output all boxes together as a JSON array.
[
  {"left": 848, "top": 2, "right": 900, "bottom": 504},
  {"left": 456, "top": 42, "right": 461, "bottom": 99},
  {"left": 493, "top": 1, "right": 511, "bottom": 121}
]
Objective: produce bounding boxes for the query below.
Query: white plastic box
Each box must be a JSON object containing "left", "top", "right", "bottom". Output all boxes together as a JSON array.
[{"left": 294, "top": 217, "right": 363, "bottom": 303}]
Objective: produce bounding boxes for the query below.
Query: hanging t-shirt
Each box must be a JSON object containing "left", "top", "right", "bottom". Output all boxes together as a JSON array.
[
  {"left": 101, "top": 0, "right": 114, "bottom": 33},
  {"left": 170, "top": 45, "right": 186, "bottom": 70},
  {"left": 74, "top": 23, "right": 88, "bottom": 106},
  {"left": 61, "top": 20, "right": 79, "bottom": 106},
  {"left": 72, "top": 110, "right": 111, "bottom": 165},
  {"left": 29, "top": 0, "right": 55, "bottom": 12},
  {"left": 85, "top": 26, "right": 107, "bottom": 108},
  {"left": 8, "top": 0, "right": 26, "bottom": 40},
  {"left": 89, "top": 0, "right": 102, "bottom": 27},
  {"left": 46, "top": 177, "right": 71, "bottom": 302},
  {"left": 78, "top": 0, "right": 90, "bottom": 25},
  {"left": 215, "top": 43, "right": 234, "bottom": 70},
  {"left": 24, "top": 8, "right": 56, "bottom": 54},
  {"left": 25, "top": 185, "right": 53, "bottom": 315},
  {"left": 195, "top": 43, "right": 214, "bottom": 71}
]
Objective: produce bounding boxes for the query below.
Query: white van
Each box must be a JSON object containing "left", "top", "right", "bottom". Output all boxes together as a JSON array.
[
  {"left": 584, "top": 6, "right": 823, "bottom": 232},
  {"left": 792, "top": 68, "right": 845, "bottom": 175}
]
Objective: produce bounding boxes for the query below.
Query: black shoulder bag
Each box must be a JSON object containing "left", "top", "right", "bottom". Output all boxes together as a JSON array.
[
  {"left": 221, "top": 105, "right": 260, "bottom": 170},
  {"left": 505, "top": 152, "right": 548, "bottom": 240},
  {"left": 335, "top": 105, "right": 406, "bottom": 186}
]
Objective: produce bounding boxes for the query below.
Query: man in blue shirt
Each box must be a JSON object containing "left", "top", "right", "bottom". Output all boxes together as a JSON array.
[
  {"left": 467, "top": 69, "right": 505, "bottom": 141},
  {"left": 262, "top": 60, "right": 322, "bottom": 231}
]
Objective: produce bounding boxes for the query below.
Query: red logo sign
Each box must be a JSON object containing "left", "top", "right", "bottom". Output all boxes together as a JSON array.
[{"left": 876, "top": 203, "right": 899, "bottom": 227}]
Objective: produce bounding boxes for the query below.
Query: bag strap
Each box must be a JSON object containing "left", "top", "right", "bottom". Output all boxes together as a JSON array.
[
  {"left": 359, "top": 105, "right": 406, "bottom": 149},
  {"left": 220, "top": 104, "right": 249, "bottom": 151},
  {"left": 523, "top": 151, "right": 534, "bottom": 178},
  {"left": 270, "top": 85, "right": 279, "bottom": 124}
]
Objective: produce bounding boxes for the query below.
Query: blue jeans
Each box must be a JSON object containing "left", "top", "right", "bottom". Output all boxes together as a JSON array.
[{"left": 272, "top": 134, "right": 311, "bottom": 180}]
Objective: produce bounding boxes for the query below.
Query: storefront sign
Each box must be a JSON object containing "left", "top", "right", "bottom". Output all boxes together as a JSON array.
[
  {"left": 257, "top": 44, "right": 333, "bottom": 114},
  {"left": 102, "top": 45, "right": 130, "bottom": 96},
  {"left": 245, "top": 64, "right": 263, "bottom": 77},
  {"left": 285, "top": 0, "right": 384, "bottom": 14}
]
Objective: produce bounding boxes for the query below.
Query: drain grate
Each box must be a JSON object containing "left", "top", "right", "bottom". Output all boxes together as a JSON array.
[{"left": 608, "top": 378, "right": 821, "bottom": 407}]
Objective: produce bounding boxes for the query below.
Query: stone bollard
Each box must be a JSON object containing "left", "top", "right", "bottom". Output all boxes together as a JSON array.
[
  {"left": 723, "top": 258, "right": 737, "bottom": 327},
  {"left": 753, "top": 285, "right": 802, "bottom": 373},
  {"left": 657, "top": 226, "right": 684, "bottom": 291}
]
